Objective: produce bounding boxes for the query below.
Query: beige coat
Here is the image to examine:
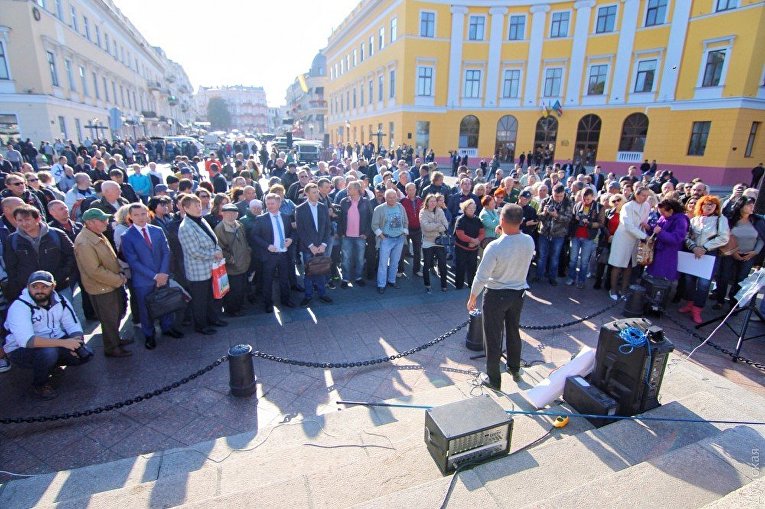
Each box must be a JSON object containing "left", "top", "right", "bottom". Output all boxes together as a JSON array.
[
  {"left": 74, "top": 227, "right": 124, "bottom": 295},
  {"left": 608, "top": 199, "right": 650, "bottom": 268}
]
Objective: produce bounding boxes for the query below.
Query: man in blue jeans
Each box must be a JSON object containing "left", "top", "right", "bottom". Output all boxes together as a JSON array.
[
  {"left": 535, "top": 184, "right": 573, "bottom": 285},
  {"left": 3, "top": 271, "right": 87, "bottom": 400},
  {"left": 566, "top": 188, "right": 601, "bottom": 288},
  {"left": 372, "top": 189, "right": 409, "bottom": 294}
]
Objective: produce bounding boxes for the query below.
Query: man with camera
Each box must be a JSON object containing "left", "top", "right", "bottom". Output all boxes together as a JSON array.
[{"left": 3, "top": 271, "right": 88, "bottom": 400}]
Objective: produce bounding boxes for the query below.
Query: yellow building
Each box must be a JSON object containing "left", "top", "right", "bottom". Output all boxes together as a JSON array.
[
  {"left": 325, "top": 0, "right": 765, "bottom": 185},
  {"left": 0, "top": 0, "right": 195, "bottom": 144}
]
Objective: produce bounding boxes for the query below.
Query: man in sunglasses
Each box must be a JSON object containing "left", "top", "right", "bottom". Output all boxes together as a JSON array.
[{"left": 0, "top": 173, "right": 47, "bottom": 221}]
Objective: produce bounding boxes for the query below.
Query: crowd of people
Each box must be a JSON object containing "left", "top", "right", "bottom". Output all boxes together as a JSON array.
[{"left": 0, "top": 134, "right": 762, "bottom": 401}]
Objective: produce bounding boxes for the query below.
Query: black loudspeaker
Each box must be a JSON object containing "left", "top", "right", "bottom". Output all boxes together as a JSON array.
[
  {"left": 641, "top": 274, "right": 672, "bottom": 315},
  {"left": 424, "top": 396, "right": 513, "bottom": 474},
  {"left": 590, "top": 318, "right": 673, "bottom": 417},
  {"left": 563, "top": 376, "right": 618, "bottom": 427},
  {"left": 286, "top": 132, "right": 293, "bottom": 148},
  {"left": 465, "top": 311, "right": 484, "bottom": 351}
]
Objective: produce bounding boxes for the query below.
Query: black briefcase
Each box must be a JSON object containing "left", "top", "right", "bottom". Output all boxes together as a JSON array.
[{"left": 145, "top": 284, "right": 190, "bottom": 319}]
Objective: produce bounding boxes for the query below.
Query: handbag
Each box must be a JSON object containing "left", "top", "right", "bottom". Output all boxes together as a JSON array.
[
  {"left": 211, "top": 260, "right": 230, "bottom": 299},
  {"left": 305, "top": 255, "right": 332, "bottom": 276},
  {"left": 145, "top": 283, "right": 190, "bottom": 319},
  {"left": 434, "top": 233, "right": 450, "bottom": 247},
  {"left": 636, "top": 234, "right": 656, "bottom": 266}
]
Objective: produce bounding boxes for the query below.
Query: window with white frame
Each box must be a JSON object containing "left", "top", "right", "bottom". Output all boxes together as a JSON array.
[
  {"left": 379, "top": 27, "right": 385, "bottom": 50},
  {"left": 391, "top": 18, "right": 398, "bottom": 42},
  {"left": 378, "top": 75, "right": 384, "bottom": 101},
  {"left": 103, "top": 76, "right": 108, "bottom": 101},
  {"left": 92, "top": 72, "right": 99, "bottom": 99},
  {"left": 420, "top": 11, "right": 435, "bottom": 38},
  {"left": 701, "top": 49, "right": 726, "bottom": 87},
  {"left": 105, "top": 33, "right": 110, "bottom": 54},
  {"left": 468, "top": 16, "right": 485, "bottom": 41},
  {"left": 83, "top": 17, "right": 90, "bottom": 40},
  {"left": 95, "top": 25, "right": 101, "bottom": 47},
  {"left": 464, "top": 70, "right": 481, "bottom": 98},
  {"left": 634, "top": 59, "right": 657, "bottom": 93},
  {"left": 360, "top": 83, "right": 364, "bottom": 105},
  {"left": 745, "top": 121, "right": 760, "bottom": 157},
  {"left": 0, "top": 42, "right": 9, "bottom": 80},
  {"left": 346, "top": 55, "right": 350, "bottom": 71},
  {"left": 353, "top": 49, "right": 357, "bottom": 67},
  {"left": 369, "top": 36, "right": 374, "bottom": 56},
  {"left": 716, "top": 0, "right": 737, "bottom": 12},
  {"left": 340, "top": 59, "right": 344, "bottom": 75},
  {"left": 65, "top": 59, "right": 75, "bottom": 90},
  {"left": 645, "top": 0, "right": 668, "bottom": 27},
  {"left": 550, "top": 12, "right": 569, "bottom": 38},
  {"left": 508, "top": 15, "right": 525, "bottom": 40},
  {"left": 389, "top": 69, "right": 396, "bottom": 98},
  {"left": 368, "top": 79, "right": 373, "bottom": 104},
  {"left": 543, "top": 68, "right": 563, "bottom": 97},
  {"left": 596, "top": 5, "right": 617, "bottom": 33},
  {"left": 688, "top": 121, "right": 711, "bottom": 156},
  {"left": 79, "top": 65, "right": 87, "bottom": 96},
  {"left": 47, "top": 51, "right": 59, "bottom": 87},
  {"left": 417, "top": 66, "right": 433, "bottom": 96},
  {"left": 502, "top": 69, "right": 521, "bottom": 98},
  {"left": 587, "top": 64, "right": 608, "bottom": 95},
  {"left": 70, "top": 6, "right": 79, "bottom": 32},
  {"left": 360, "top": 42, "right": 365, "bottom": 62},
  {"left": 55, "top": 0, "right": 63, "bottom": 19}
]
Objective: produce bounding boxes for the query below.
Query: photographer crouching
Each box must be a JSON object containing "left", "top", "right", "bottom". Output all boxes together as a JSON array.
[{"left": 3, "top": 271, "right": 90, "bottom": 400}]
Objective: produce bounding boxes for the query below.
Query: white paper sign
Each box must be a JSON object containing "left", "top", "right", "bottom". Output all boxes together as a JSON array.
[{"left": 676, "top": 252, "right": 715, "bottom": 279}]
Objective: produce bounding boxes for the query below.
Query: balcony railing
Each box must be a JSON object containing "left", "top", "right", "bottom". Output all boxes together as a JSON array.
[
  {"left": 147, "top": 80, "right": 162, "bottom": 92},
  {"left": 616, "top": 151, "right": 643, "bottom": 163}
]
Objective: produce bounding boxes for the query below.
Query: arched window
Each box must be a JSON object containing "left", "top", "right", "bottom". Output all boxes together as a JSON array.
[
  {"left": 618, "top": 113, "right": 649, "bottom": 152},
  {"left": 459, "top": 115, "right": 480, "bottom": 149},
  {"left": 495, "top": 115, "right": 518, "bottom": 162},
  {"left": 574, "top": 114, "right": 602, "bottom": 165},
  {"left": 534, "top": 116, "right": 558, "bottom": 164}
]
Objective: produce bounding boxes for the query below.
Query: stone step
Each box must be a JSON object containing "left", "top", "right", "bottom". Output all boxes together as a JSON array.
[
  {"left": 701, "top": 477, "right": 765, "bottom": 509},
  {"left": 13, "top": 362, "right": 556, "bottom": 509},
  {"left": 352, "top": 390, "right": 758, "bottom": 509},
  {"left": 526, "top": 424, "right": 765, "bottom": 509}
]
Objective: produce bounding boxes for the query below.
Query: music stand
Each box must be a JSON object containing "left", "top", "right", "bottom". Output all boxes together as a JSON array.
[{"left": 695, "top": 269, "right": 765, "bottom": 361}]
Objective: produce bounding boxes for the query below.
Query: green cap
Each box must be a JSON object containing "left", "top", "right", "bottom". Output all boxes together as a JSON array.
[{"left": 82, "top": 208, "right": 111, "bottom": 221}]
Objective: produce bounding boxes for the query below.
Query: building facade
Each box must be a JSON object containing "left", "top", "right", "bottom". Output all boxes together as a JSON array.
[
  {"left": 0, "top": 0, "right": 195, "bottom": 143},
  {"left": 325, "top": 0, "right": 765, "bottom": 185},
  {"left": 285, "top": 50, "right": 328, "bottom": 142},
  {"left": 194, "top": 85, "right": 269, "bottom": 134}
]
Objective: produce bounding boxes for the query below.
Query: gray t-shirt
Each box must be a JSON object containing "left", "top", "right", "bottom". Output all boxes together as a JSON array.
[{"left": 471, "top": 232, "right": 535, "bottom": 294}]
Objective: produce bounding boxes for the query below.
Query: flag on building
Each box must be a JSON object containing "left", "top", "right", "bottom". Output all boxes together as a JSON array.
[
  {"left": 552, "top": 100, "right": 563, "bottom": 117},
  {"left": 298, "top": 74, "right": 309, "bottom": 93},
  {"left": 541, "top": 102, "right": 550, "bottom": 118}
]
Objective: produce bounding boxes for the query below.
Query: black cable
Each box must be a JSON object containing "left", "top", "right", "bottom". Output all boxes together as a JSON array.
[{"left": 440, "top": 426, "right": 557, "bottom": 509}]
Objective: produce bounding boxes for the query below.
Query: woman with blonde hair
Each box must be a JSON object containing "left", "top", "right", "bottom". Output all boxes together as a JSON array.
[
  {"left": 420, "top": 194, "right": 449, "bottom": 293},
  {"left": 113, "top": 204, "right": 140, "bottom": 331}
]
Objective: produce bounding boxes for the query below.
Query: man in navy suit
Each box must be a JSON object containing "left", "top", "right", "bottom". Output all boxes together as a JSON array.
[
  {"left": 251, "top": 193, "right": 297, "bottom": 313},
  {"left": 295, "top": 183, "right": 333, "bottom": 307},
  {"left": 121, "top": 203, "right": 184, "bottom": 349}
]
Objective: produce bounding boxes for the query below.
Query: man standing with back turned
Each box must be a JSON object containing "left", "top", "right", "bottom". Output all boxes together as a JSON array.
[{"left": 467, "top": 204, "right": 535, "bottom": 391}]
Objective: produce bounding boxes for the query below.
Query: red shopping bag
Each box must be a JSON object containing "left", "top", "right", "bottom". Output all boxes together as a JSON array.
[{"left": 211, "top": 260, "right": 230, "bottom": 299}]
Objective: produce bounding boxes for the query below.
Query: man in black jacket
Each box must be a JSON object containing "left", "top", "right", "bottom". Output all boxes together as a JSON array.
[
  {"left": 3, "top": 205, "right": 75, "bottom": 303},
  {"left": 210, "top": 163, "right": 228, "bottom": 194},
  {"left": 295, "top": 183, "right": 332, "bottom": 307}
]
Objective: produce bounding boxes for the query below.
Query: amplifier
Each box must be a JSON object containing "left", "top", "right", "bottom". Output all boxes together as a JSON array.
[
  {"left": 590, "top": 318, "right": 674, "bottom": 417},
  {"left": 563, "top": 375, "right": 618, "bottom": 427},
  {"left": 424, "top": 396, "right": 513, "bottom": 474}
]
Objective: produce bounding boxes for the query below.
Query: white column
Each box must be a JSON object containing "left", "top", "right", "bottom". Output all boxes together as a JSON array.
[
  {"left": 609, "top": 0, "right": 640, "bottom": 104},
  {"left": 565, "top": 0, "right": 596, "bottom": 105},
  {"left": 523, "top": 4, "right": 551, "bottom": 107},
  {"left": 484, "top": 7, "right": 508, "bottom": 107},
  {"left": 658, "top": 0, "right": 692, "bottom": 102},
  {"left": 447, "top": 6, "right": 469, "bottom": 108}
]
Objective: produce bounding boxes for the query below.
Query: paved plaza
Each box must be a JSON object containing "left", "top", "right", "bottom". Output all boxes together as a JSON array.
[{"left": 0, "top": 272, "right": 763, "bottom": 479}]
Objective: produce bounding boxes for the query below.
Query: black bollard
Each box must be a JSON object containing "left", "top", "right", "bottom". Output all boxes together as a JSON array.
[
  {"left": 623, "top": 284, "right": 647, "bottom": 318},
  {"left": 228, "top": 344, "right": 257, "bottom": 397},
  {"left": 465, "top": 310, "right": 484, "bottom": 351}
]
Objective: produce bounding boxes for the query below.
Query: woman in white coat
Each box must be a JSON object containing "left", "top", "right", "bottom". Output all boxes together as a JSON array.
[{"left": 607, "top": 186, "right": 651, "bottom": 300}]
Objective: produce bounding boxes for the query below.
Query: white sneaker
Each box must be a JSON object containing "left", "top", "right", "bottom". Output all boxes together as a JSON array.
[
  {"left": 415, "top": 271, "right": 423, "bottom": 277},
  {"left": 565, "top": 279, "right": 575, "bottom": 286},
  {"left": 0, "top": 357, "right": 11, "bottom": 373},
  {"left": 609, "top": 291, "right": 619, "bottom": 301}
]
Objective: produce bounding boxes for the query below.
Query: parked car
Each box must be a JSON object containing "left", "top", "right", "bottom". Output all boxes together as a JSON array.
[{"left": 294, "top": 141, "right": 323, "bottom": 164}]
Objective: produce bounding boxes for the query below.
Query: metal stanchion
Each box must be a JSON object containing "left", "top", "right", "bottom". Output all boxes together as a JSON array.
[{"left": 228, "top": 344, "right": 257, "bottom": 397}]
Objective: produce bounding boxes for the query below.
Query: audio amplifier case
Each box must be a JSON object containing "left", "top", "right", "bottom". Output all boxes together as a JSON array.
[
  {"left": 563, "top": 376, "right": 619, "bottom": 427},
  {"left": 590, "top": 318, "right": 674, "bottom": 416},
  {"left": 424, "top": 395, "right": 513, "bottom": 474}
]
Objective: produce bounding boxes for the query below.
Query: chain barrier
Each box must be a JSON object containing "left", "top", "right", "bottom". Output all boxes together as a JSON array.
[
  {"left": 663, "top": 314, "right": 765, "bottom": 373},
  {"left": 0, "top": 356, "right": 229, "bottom": 425},
  {"left": 253, "top": 301, "right": 621, "bottom": 369},
  {"left": 0, "top": 300, "right": 622, "bottom": 425}
]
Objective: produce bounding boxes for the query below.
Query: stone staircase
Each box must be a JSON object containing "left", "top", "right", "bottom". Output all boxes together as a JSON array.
[{"left": 1, "top": 356, "right": 763, "bottom": 508}]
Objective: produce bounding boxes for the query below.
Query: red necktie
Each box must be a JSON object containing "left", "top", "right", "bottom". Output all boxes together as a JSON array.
[{"left": 142, "top": 227, "right": 152, "bottom": 248}]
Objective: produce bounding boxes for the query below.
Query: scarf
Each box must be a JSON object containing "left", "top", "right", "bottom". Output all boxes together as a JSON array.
[{"left": 187, "top": 214, "right": 217, "bottom": 244}]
